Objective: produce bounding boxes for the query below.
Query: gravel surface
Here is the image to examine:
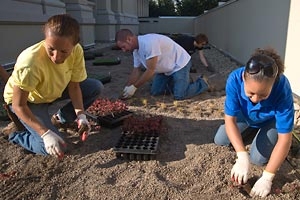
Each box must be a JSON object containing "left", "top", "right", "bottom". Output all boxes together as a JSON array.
[{"left": 0, "top": 43, "right": 299, "bottom": 200}]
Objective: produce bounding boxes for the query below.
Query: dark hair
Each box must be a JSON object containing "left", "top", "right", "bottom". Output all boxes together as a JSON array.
[
  {"left": 194, "top": 33, "right": 208, "bottom": 44},
  {"left": 244, "top": 47, "right": 284, "bottom": 82},
  {"left": 43, "top": 14, "right": 80, "bottom": 45},
  {"left": 115, "top": 29, "right": 134, "bottom": 42}
]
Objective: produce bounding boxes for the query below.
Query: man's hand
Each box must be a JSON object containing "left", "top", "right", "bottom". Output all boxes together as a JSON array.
[
  {"left": 231, "top": 151, "right": 250, "bottom": 185},
  {"left": 250, "top": 170, "right": 275, "bottom": 197},
  {"left": 41, "top": 129, "right": 66, "bottom": 157},
  {"left": 122, "top": 85, "right": 137, "bottom": 99},
  {"left": 206, "top": 65, "right": 215, "bottom": 73},
  {"left": 76, "top": 114, "right": 91, "bottom": 141}
]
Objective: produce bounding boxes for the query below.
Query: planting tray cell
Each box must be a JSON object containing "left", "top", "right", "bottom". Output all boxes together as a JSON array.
[
  {"left": 113, "top": 132, "right": 160, "bottom": 161},
  {"left": 86, "top": 110, "right": 133, "bottom": 128}
]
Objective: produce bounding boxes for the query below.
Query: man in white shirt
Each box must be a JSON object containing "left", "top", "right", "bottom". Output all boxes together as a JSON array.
[{"left": 115, "top": 29, "right": 209, "bottom": 100}]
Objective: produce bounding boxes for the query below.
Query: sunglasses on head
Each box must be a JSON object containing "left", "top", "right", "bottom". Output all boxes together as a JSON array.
[{"left": 245, "top": 55, "right": 278, "bottom": 77}]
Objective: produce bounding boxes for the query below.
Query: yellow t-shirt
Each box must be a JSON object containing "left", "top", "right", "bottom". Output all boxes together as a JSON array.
[{"left": 4, "top": 41, "right": 87, "bottom": 104}]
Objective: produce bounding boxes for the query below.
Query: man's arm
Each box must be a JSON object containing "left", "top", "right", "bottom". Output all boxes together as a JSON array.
[
  {"left": 122, "top": 56, "right": 158, "bottom": 99},
  {"left": 126, "top": 67, "right": 144, "bottom": 86},
  {"left": 198, "top": 50, "right": 209, "bottom": 68},
  {"left": 198, "top": 50, "right": 215, "bottom": 72},
  {"left": 132, "top": 56, "right": 158, "bottom": 88}
]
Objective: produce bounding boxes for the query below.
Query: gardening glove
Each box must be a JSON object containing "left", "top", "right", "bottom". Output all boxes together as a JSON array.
[
  {"left": 76, "top": 113, "right": 91, "bottom": 141},
  {"left": 250, "top": 170, "right": 275, "bottom": 197},
  {"left": 231, "top": 151, "right": 250, "bottom": 185},
  {"left": 41, "top": 129, "right": 66, "bottom": 157},
  {"left": 122, "top": 85, "right": 137, "bottom": 99}
]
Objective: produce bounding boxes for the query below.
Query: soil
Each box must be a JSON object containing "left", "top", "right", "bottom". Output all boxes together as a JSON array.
[{"left": 1, "top": 43, "right": 300, "bottom": 200}]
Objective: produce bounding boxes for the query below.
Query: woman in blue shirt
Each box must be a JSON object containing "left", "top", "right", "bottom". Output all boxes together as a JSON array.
[{"left": 214, "top": 48, "right": 294, "bottom": 197}]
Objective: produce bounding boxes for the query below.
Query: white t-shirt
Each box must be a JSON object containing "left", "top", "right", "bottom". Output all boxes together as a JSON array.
[{"left": 133, "top": 34, "right": 191, "bottom": 76}]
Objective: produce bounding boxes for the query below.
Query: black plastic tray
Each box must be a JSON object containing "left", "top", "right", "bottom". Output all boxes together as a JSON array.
[
  {"left": 86, "top": 110, "right": 133, "bottom": 128},
  {"left": 113, "top": 132, "right": 159, "bottom": 161}
]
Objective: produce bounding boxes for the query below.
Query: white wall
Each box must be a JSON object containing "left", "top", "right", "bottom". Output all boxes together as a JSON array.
[
  {"left": 195, "top": 0, "right": 299, "bottom": 96},
  {"left": 284, "top": 0, "right": 300, "bottom": 96},
  {"left": 194, "top": 0, "right": 290, "bottom": 64},
  {"left": 139, "top": 17, "right": 195, "bottom": 35}
]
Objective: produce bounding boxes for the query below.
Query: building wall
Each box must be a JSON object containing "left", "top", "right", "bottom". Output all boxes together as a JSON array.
[
  {"left": 194, "top": 0, "right": 290, "bottom": 64},
  {"left": 139, "top": 17, "right": 195, "bottom": 35},
  {"left": 284, "top": 0, "right": 300, "bottom": 96},
  {"left": 0, "top": 0, "right": 66, "bottom": 64},
  {"left": 0, "top": 0, "right": 146, "bottom": 64},
  {"left": 194, "top": 0, "right": 299, "bottom": 96}
]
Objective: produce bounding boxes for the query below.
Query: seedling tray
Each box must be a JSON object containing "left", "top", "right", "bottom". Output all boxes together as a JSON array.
[
  {"left": 113, "top": 132, "right": 160, "bottom": 161},
  {"left": 86, "top": 110, "right": 133, "bottom": 128}
]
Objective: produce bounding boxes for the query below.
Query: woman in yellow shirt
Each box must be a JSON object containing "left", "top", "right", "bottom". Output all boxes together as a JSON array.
[{"left": 3, "top": 14, "right": 103, "bottom": 157}]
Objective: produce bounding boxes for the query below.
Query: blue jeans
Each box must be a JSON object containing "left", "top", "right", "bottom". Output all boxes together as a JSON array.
[
  {"left": 150, "top": 60, "right": 208, "bottom": 100},
  {"left": 8, "top": 78, "right": 103, "bottom": 155},
  {"left": 214, "top": 112, "right": 278, "bottom": 166}
]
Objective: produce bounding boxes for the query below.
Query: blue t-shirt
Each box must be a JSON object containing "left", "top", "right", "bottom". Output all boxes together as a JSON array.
[{"left": 225, "top": 67, "right": 294, "bottom": 134}]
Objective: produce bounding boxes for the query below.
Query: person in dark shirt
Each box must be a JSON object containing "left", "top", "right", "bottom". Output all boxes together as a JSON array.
[{"left": 172, "top": 33, "right": 215, "bottom": 73}]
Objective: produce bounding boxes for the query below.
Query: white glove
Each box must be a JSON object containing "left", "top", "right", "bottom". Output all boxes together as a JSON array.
[
  {"left": 122, "top": 85, "right": 137, "bottom": 99},
  {"left": 231, "top": 151, "right": 250, "bottom": 185},
  {"left": 41, "top": 129, "right": 66, "bottom": 157},
  {"left": 76, "top": 114, "right": 91, "bottom": 141},
  {"left": 77, "top": 113, "right": 90, "bottom": 130},
  {"left": 250, "top": 170, "right": 275, "bottom": 197}
]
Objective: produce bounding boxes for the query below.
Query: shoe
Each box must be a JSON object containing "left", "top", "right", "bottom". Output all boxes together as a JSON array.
[
  {"left": 1, "top": 122, "right": 18, "bottom": 138},
  {"left": 51, "top": 114, "right": 77, "bottom": 133},
  {"left": 199, "top": 75, "right": 213, "bottom": 92},
  {"left": 51, "top": 114, "right": 64, "bottom": 128}
]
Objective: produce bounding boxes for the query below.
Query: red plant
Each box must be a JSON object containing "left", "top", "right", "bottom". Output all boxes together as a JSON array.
[
  {"left": 122, "top": 115, "right": 166, "bottom": 135},
  {"left": 87, "top": 98, "right": 128, "bottom": 116}
]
